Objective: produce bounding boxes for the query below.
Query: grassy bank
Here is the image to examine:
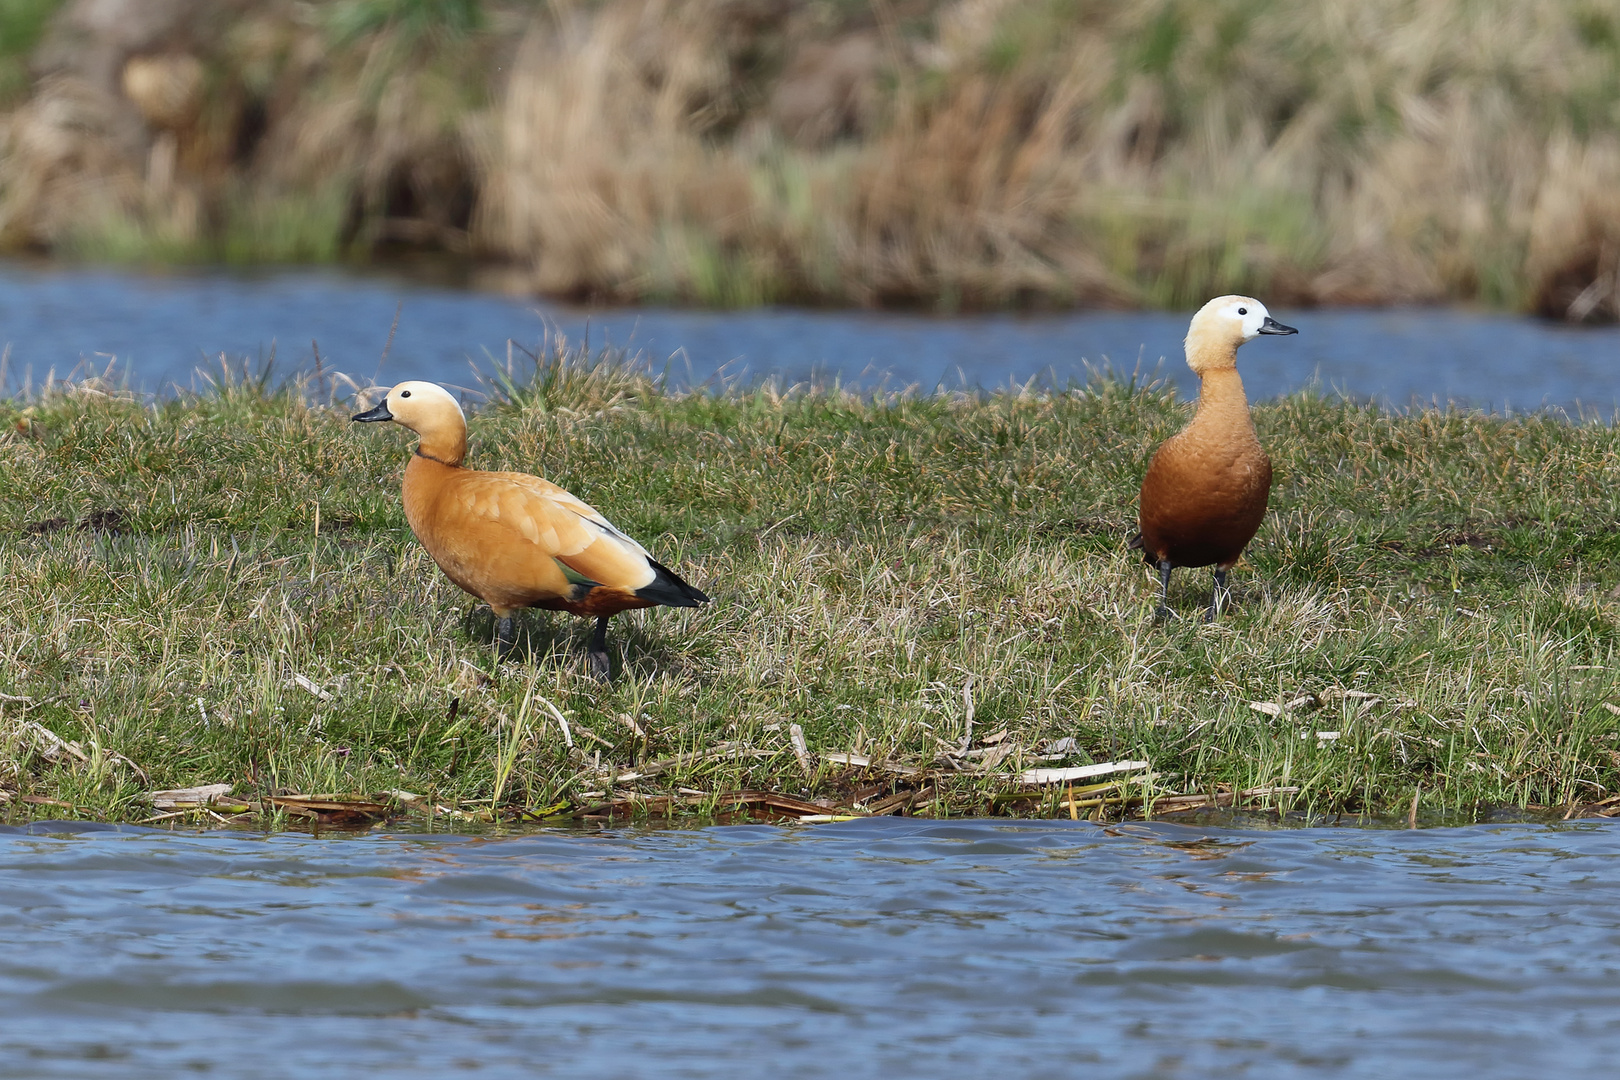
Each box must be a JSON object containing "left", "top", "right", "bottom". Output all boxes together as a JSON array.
[
  {"left": 4, "top": 351, "right": 1620, "bottom": 828},
  {"left": 4, "top": 0, "right": 1620, "bottom": 317}
]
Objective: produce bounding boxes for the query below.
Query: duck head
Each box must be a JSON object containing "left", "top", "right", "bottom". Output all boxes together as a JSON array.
[
  {"left": 352, "top": 380, "right": 468, "bottom": 465},
  {"left": 1184, "top": 295, "right": 1297, "bottom": 374}
]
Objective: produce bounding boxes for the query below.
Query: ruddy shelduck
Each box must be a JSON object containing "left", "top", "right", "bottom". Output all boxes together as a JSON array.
[
  {"left": 1132, "top": 295, "right": 1297, "bottom": 621},
  {"left": 353, "top": 381, "right": 708, "bottom": 678}
]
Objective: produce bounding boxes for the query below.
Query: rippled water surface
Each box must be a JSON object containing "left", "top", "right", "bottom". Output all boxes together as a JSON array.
[
  {"left": 3, "top": 262, "right": 1620, "bottom": 409},
  {"left": 3, "top": 818, "right": 1618, "bottom": 1078}
]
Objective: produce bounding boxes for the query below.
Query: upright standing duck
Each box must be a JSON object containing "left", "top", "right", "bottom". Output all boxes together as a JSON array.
[
  {"left": 1133, "top": 295, "right": 1298, "bottom": 620},
  {"left": 353, "top": 381, "right": 708, "bottom": 678}
]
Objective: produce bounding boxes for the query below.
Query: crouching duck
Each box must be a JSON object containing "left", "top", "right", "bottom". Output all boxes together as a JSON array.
[
  {"left": 354, "top": 381, "right": 708, "bottom": 678},
  {"left": 1133, "top": 296, "right": 1297, "bottom": 621}
]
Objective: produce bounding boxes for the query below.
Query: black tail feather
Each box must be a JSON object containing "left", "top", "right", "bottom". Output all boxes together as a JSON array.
[{"left": 635, "top": 558, "right": 709, "bottom": 608}]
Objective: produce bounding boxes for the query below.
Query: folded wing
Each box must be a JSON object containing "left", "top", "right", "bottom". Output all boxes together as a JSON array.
[{"left": 452, "top": 470, "right": 657, "bottom": 591}]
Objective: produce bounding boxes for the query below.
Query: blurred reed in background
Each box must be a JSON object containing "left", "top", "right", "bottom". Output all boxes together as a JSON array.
[{"left": 2, "top": 0, "right": 1619, "bottom": 318}]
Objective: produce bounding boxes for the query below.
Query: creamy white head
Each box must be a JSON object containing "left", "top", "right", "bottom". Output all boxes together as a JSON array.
[
  {"left": 352, "top": 381, "right": 469, "bottom": 464},
  {"left": 1184, "top": 295, "right": 1298, "bottom": 373},
  {"left": 380, "top": 381, "right": 464, "bottom": 424}
]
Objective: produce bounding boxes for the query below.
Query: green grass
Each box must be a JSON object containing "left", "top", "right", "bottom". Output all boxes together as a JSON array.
[
  {"left": 5, "top": 349, "right": 1620, "bottom": 828},
  {"left": 0, "top": 0, "right": 63, "bottom": 106},
  {"left": 324, "top": 0, "right": 486, "bottom": 46}
]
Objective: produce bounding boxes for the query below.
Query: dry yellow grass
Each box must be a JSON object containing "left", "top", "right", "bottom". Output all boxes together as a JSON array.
[{"left": 2, "top": 0, "right": 1620, "bottom": 314}]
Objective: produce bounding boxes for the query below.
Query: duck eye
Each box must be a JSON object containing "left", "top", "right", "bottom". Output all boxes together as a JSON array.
[
  {"left": 400, "top": 390, "right": 412, "bottom": 398},
  {"left": 1237, "top": 307, "right": 1248, "bottom": 315}
]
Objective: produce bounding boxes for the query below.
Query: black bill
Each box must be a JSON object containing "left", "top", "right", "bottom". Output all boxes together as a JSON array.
[
  {"left": 352, "top": 401, "right": 394, "bottom": 422},
  {"left": 1258, "top": 316, "right": 1298, "bottom": 335}
]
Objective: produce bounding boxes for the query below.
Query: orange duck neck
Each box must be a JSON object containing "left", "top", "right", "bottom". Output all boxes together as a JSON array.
[
  {"left": 412, "top": 419, "right": 468, "bottom": 467},
  {"left": 1185, "top": 342, "right": 1257, "bottom": 441},
  {"left": 1194, "top": 366, "right": 1251, "bottom": 419}
]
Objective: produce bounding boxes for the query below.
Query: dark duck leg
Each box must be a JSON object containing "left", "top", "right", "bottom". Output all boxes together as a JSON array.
[
  {"left": 496, "top": 614, "right": 517, "bottom": 659},
  {"left": 587, "top": 616, "right": 612, "bottom": 682},
  {"left": 1206, "top": 568, "right": 1230, "bottom": 623}
]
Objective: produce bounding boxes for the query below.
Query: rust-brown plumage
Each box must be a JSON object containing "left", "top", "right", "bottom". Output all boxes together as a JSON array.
[
  {"left": 354, "top": 381, "right": 707, "bottom": 677},
  {"left": 1133, "top": 295, "right": 1297, "bottom": 620}
]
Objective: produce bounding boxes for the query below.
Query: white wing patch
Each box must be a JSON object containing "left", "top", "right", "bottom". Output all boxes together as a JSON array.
[
  {"left": 580, "top": 510, "right": 652, "bottom": 559},
  {"left": 565, "top": 505, "right": 651, "bottom": 561}
]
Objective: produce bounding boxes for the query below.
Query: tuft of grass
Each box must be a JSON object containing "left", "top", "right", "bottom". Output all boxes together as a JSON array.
[{"left": 5, "top": 351, "right": 1620, "bottom": 827}]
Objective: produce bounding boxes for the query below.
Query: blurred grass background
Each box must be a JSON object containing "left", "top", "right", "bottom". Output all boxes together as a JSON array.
[{"left": 0, "top": 0, "right": 1618, "bottom": 316}]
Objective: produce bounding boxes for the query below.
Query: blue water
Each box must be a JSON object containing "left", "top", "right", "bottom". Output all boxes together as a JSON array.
[
  {"left": 2, "top": 262, "right": 1619, "bottom": 410},
  {"left": 3, "top": 818, "right": 1619, "bottom": 1078}
]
